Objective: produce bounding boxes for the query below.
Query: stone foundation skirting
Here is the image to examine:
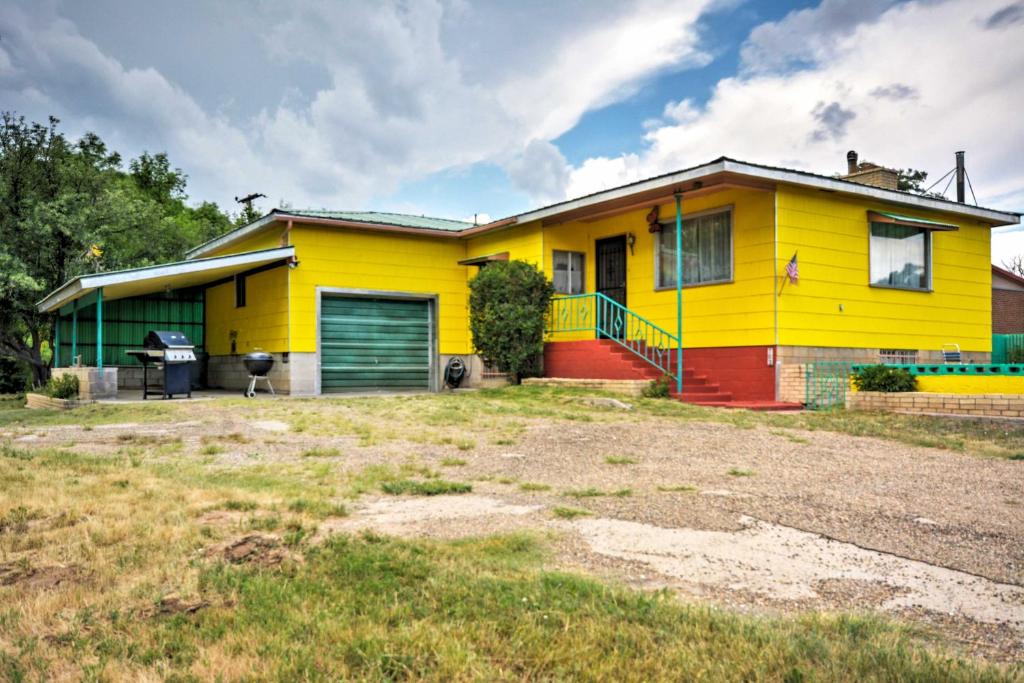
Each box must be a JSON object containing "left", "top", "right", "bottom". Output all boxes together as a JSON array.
[
  {"left": 846, "top": 391, "right": 1024, "bottom": 418},
  {"left": 523, "top": 377, "right": 648, "bottom": 396},
  {"left": 52, "top": 367, "right": 118, "bottom": 400}
]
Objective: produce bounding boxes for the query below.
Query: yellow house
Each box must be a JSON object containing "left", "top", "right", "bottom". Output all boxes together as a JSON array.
[{"left": 39, "top": 156, "right": 1020, "bottom": 405}]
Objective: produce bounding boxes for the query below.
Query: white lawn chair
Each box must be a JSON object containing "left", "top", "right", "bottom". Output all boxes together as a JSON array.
[{"left": 941, "top": 343, "right": 962, "bottom": 364}]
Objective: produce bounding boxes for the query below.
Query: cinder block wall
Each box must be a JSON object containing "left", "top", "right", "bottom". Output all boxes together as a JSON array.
[{"left": 53, "top": 367, "right": 118, "bottom": 400}]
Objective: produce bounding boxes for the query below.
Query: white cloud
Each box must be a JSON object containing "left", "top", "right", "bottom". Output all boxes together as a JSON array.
[
  {"left": 0, "top": 0, "right": 718, "bottom": 212},
  {"left": 739, "top": 0, "right": 898, "bottom": 74},
  {"left": 566, "top": 0, "right": 1024, "bottom": 254},
  {"left": 993, "top": 227, "right": 1024, "bottom": 264},
  {"left": 504, "top": 140, "right": 570, "bottom": 206}
]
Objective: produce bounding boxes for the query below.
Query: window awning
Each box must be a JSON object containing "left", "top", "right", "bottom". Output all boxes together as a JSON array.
[
  {"left": 458, "top": 251, "right": 509, "bottom": 266},
  {"left": 37, "top": 246, "right": 295, "bottom": 314},
  {"left": 868, "top": 210, "right": 958, "bottom": 231}
]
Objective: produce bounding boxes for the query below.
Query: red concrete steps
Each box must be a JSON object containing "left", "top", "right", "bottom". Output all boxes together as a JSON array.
[{"left": 543, "top": 339, "right": 803, "bottom": 411}]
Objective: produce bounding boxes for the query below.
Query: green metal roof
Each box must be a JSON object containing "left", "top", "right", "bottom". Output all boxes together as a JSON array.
[{"left": 282, "top": 210, "right": 473, "bottom": 232}]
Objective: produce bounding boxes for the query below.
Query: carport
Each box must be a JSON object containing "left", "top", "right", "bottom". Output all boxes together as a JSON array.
[{"left": 37, "top": 247, "right": 295, "bottom": 393}]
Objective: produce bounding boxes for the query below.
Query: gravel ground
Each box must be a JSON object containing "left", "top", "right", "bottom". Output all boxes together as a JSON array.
[{"left": 7, "top": 402, "right": 1024, "bottom": 661}]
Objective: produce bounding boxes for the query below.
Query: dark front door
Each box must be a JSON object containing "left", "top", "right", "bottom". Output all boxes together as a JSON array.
[
  {"left": 596, "top": 235, "right": 627, "bottom": 339},
  {"left": 596, "top": 236, "right": 627, "bottom": 306}
]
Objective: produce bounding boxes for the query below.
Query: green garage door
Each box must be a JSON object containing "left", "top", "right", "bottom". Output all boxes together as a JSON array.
[{"left": 320, "top": 296, "right": 431, "bottom": 392}]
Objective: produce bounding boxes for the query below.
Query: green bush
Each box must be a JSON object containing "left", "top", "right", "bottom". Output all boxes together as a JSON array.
[
  {"left": 642, "top": 374, "right": 672, "bottom": 398},
  {"left": 1009, "top": 347, "right": 1024, "bottom": 364},
  {"left": 469, "top": 260, "right": 554, "bottom": 383},
  {"left": 0, "top": 356, "right": 30, "bottom": 394},
  {"left": 852, "top": 365, "right": 916, "bottom": 393},
  {"left": 42, "top": 373, "right": 79, "bottom": 400}
]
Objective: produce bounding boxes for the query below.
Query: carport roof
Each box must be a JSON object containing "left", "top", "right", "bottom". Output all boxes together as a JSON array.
[{"left": 37, "top": 246, "right": 295, "bottom": 314}]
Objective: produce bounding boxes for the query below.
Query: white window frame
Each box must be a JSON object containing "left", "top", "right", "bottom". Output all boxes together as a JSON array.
[
  {"left": 868, "top": 221, "right": 933, "bottom": 292},
  {"left": 654, "top": 206, "right": 734, "bottom": 290},
  {"left": 552, "top": 250, "right": 586, "bottom": 295}
]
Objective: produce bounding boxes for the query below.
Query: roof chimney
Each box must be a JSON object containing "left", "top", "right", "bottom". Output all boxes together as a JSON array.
[
  {"left": 955, "top": 151, "right": 965, "bottom": 203},
  {"left": 841, "top": 150, "right": 899, "bottom": 191}
]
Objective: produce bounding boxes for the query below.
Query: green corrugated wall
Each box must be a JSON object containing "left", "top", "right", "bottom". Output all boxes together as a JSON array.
[
  {"left": 55, "top": 292, "right": 204, "bottom": 366},
  {"left": 993, "top": 334, "right": 1024, "bottom": 364}
]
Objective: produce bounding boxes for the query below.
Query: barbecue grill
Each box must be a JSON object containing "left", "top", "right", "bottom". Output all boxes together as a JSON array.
[
  {"left": 126, "top": 330, "right": 196, "bottom": 399},
  {"left": 242, "top": 351, "right": 275, "bottom": 398}
]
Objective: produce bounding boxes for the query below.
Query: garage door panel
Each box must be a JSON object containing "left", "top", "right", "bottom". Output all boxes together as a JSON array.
[{"left": 320, "top": 296, "right": 431, "bottom": 392}]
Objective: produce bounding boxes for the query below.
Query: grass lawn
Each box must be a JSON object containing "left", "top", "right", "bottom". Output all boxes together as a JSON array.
[{"left": 1, "top": 387, "right": 1022, "bottom": 679}]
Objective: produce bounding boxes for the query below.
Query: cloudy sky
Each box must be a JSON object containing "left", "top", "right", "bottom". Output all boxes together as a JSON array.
[{"left": 2, "top": 0, "right": 1023, "bottom": 262}]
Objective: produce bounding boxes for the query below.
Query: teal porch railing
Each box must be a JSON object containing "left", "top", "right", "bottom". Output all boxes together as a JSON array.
[{"left": 546, "top": 293, "right": 679, "bottom": 381}]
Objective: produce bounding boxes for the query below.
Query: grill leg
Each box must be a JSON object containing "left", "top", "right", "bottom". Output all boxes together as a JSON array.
[{"left": 245, "top": 375, "right": 257, "bottom": 399}]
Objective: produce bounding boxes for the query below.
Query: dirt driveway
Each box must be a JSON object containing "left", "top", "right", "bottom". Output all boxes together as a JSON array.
[{"left": 3, "top": 389, "right": 1023, "bottom": 661}]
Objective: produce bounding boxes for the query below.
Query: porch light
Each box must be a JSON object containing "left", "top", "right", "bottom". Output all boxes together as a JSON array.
[{"left": 626, "top": 232, "right": 636, "bottom": 255}]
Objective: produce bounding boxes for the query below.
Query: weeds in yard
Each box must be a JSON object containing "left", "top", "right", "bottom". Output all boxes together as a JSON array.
[
  {"left": 0, "top": 505, "right": 42, "bottom": 534},
  {"left": 612, "top": 488, "right": 633, "bottom": 497},
  {"left": 727, "top": 468, "right": 755, "bottom": 477},
  {"left": 248, "top": 515, "right": 281, "bottom": 531},
  {"left": 519, "top": 482, "right": 551, "bottom": 492},
  {"left": 657, "top": 484, "right": 698, "bottom": 493},
  {"left": 287, "top": 498, "right": 348, "bottom": 518},
  {"left": 495, "top": 477, "right": 517, "bottom": 485},
  {"left": 302, "top": 446, "right": 342, "bottom": 458},
  {"left": 381, "top": 479, "right": 472, "bottom": 496},
  {"left": 440, "top": 457, "right": 467, "bottom": 467},
  {"left": 200, "top": 444, "right": 224, "bottom": 455},
  {"left": 564, "top": 487, "right": 604, "bottom": 498},
  {"left": 769, "top": 429, "right": 810, "bottom": 444},
  {"left": 604, "top": 456, "right": 637, "bottom": 465},
  {"left": 223, "top": 500, "right": 258, "bottom": 512},
  {"left": 1009, "top": 454, "right": 1024, "bottom": 461},
  {"left": 552, "top": 506, "right": 592, "bottom": 519}
]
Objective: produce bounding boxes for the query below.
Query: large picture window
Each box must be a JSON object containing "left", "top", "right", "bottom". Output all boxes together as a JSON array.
[
  {"left": 656, "top": 209, "right": 732, "bottom": 288},
  {"left": 870, "top": 222, "right": 930, "bottom": 290},
  {"left": 552, "top": 250, "right": 585, "bottom": 294}
]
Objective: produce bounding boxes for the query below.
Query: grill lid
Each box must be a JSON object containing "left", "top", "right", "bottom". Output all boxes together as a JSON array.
[{"left": 144, "top": 330, "right": 194, "bottom": 349}]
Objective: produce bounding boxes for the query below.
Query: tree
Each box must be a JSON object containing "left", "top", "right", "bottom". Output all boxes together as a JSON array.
[
  {"left": 897, "top": 168, "right": 947, "bottom": 198},
  {"left": 0, "top": 113, "right": 234, "bottom": 384},
  {"left": 468, "top": 261, "right": 554, "bottom": 383},
  {"left": 1003, "top": 255, "right": 1024, "bottom": 277}
]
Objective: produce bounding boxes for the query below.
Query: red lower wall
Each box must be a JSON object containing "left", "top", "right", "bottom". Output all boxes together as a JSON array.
[
  {"left": 543, "top": 340, "right": 776, "bottom": 401},
  {"left": 679, "top": 346, "right": 775, "bottom": 402}
]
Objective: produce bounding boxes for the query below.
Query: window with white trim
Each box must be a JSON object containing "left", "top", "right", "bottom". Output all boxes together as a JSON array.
[
  {"left": 869, "top": 222, "right": 930, "bottom": 290},
  {"left": 552, "top": 250, "right": 585, "bottom": 294},
  {"left": 656, "top": 208, "right": 732, "bottom": 288}
]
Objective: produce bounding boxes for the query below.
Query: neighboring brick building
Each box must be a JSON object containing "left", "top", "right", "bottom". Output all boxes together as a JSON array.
[{"left": 993, "top": 265, "right": 1024, "bottom": 333}]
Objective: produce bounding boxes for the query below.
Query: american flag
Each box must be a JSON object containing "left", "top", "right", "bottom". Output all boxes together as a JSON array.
[{"left": 785, "top": 252, "right": 799, "bottom": 283}]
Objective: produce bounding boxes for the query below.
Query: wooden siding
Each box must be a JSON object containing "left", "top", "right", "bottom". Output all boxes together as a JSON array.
[
  {"left": 205, "top": 265, "right": 289, "bottom": 355},
  {"left": 289, "top": 224, "right": 470, "bottom": 355},
  {"left": 543, "top": 188, "right": 777, "bottom": 348},
  {"left": 776, "top": 185, "right": 992, "bottom": 352}
]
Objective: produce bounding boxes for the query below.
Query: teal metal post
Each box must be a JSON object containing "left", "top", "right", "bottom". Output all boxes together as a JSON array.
[
  {"left": 71, "top": 301, "right": 78, "bottom": 365},
  {"left": 53, "top": 313, "right": 61, "bottom": 369},
  {"left": 674, "top": 192, "right": 683, "bottom": 395},
  {"left": 96, "top": 287, "right": 103, "bottom": 374}
]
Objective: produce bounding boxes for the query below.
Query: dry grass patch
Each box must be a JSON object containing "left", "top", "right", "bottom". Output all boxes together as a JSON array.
[{"left": 551, "top": 506, "right": 592, "bottom": 519}]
